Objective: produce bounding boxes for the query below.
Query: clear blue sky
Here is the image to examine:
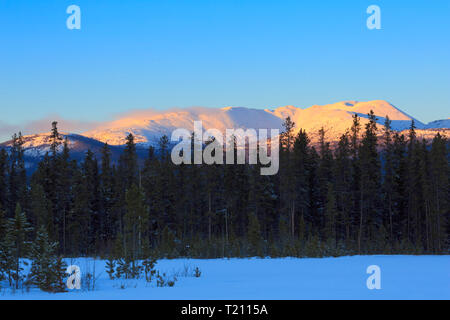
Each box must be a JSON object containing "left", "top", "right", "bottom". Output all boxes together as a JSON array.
[{"left": 0, "top": 0, "right": 449, "bottom": 139}]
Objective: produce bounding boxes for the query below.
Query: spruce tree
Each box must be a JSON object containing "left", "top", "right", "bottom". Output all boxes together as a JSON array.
[
  {"left": 29, "top": 226, "right": 67, "bottom": 292},
  {"left": 293, "top": 129, "right": 311, "bottom": 240},
  {"left": 247, "top": 211, "right": 263, "bottom": 257},
  {"left": 0, "top": 148, "right": 7, "bottom": 212},
  {"left": 324, "top": 182, "right": 338, "bottom": 254},
  {"left": 121, "top": 133, "right": 139, "bottom": 189},
  {"left": 279, "top": 117, "right": 296, "bottom": 242},
  {"left": 49, "top": 121, "right": 62, "bottom": 159},
  {"left": 382, "top": 116, "right": 395, "bottom": 243},
  {"left": 69, "top": 158, "right": 90, "bottom": 255},
  {"left": 100, "top": 143, "right": 115, "bottom": 248},
  {"left": 349, "top": 114, "right": 361, "bottom": 250},
  {"left": 391, "top": 132, "right": 408, "bottom": 247},
  {"left": 3, "top": 203, "right": 33, "bottom": 288},
  {"left": 0, "top": 207, "right": 6, "bottom": 281},
  {"left": 334, "top": 133, "right": 352, "bottom": 246},
  {"left": 429, "top": 133, "right": 449, "bottom": 252},
  {"left": 317, "top": 127, "right": 334, "bottom": 232},
  {"left": 57, "top": 137, "right": 73, "bottom": 255},
  {"left": 142, "top": 146, "right": 158, "bottom": 239},
  {"left": 8, "top": 133, "right": 27, "bottom": 216},
  {"left": 83, "top": 150, "right": 101, "bottom": 253},
  {"left": 406, "top": 120, "right": 419, "bottom": 245},
  {"left": 358, "top": 110, "right": 381, "bottom": 253},
  {"left": 124, "top": 184, "right": 148, "bottom": 262},
  {"left": 30, "top": 183, "right": 50, "bottom": 235}
]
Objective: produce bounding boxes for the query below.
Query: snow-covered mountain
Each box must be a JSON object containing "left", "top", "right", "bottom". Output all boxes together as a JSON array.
[
  {"left": 424, "top": 119, "right": 450, "bottom": 129},
  {"left": 1, "top": 100, "right": 448, "bottom": 169},
  {"left": 84, "top": 106, "right": 285, "bottom": 146},
  {"left": 83, "top": 100, "right": 447, "bottom": 146}
]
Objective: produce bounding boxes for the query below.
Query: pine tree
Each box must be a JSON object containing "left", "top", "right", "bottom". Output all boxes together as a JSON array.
[
  {"left": 382, "top": 116, "right": 395, "bottom": 243},
  {"left": 324, "top": 182, "right": 338, "bottom": 255},
  {"left": 418, "top": 139, "right": 432, "bottom": 252},
  {"left": 0, "top": 148, "right": 7, "bottom": 212},
  {"left": 317, "top": 127, "right": 334, "bottom": 232},
  {"left": 153, "top": 135, "right": 176, "bottom": 238},
  {"left": 160, "top": 225, "right": 177, "bottom": 258},
  {"left": 358, "top": 110, "right": 381, "bottom": 253},
  {"left": 31, "top": 152, "right": 55, "bottom": 240},
  {"left": 279, "top": 117, "right": 296, "bottom": 241},
  {"left": 203, "top": 139, "right": 221, "bottom": 242},
  {"left": 406, "top": 120, "right": 419, "bottom": 245},
  {"left": 49, "top": 121, "right": 62, "bottom": 159},
  {"left": 281, "top": 116, "right": 296, "bottom": 152},
  {"left": 429, "top": 133, "right": 449, "bottom": 252},
  {"left": 334, "top": 132, "right": 352, "bottom": 246},
  {"left": 29, "top": 226, "right": 67, "bottom": 292},
  {"left": 0, "top": 207, "right": 5, "bottom": 240},
  {"left": 391, "top": 132, "right": 408, "bottom": 247},
  {"left": 124, "top": 184, "right": 148, "bottom": 263},
  {"left": 57, "top": 137, "right": 73, "bottom": 255},
  {"left": 247, "top": 211, "right": 263, "bottom": 257},
  {"left": 48, "top": 122, "right": 64, "bottom": 249},
  {"left": 100, "top": 143, "right": 115, "bottom": 248},
  {"left": 8, "top": 133, "right": 27, "bottom": 216},
  {"left": 0, "top": 207, "right": 6, "bottom": 281},
  {"left": 306, "top": 146, "right": 321, "bottom": 229},
  {"left": 83, "top": 150, "right": 101, "bottom": 253},
  {"left": 3, "top": 203, "right": 33, "bottom": 288},
  {"left": 349, "top": 114, "right": 361, "bottom": 251},
  {"left": 121, "top": 133, "right": 139, "bottom": 189},
  {"left": 293, "top": 129, "right": 311, "bottom": 239},
  {"left": 68, "top": 160, "right": 89, "bottom": 255},
  {"left": 52, "top": 256, "right": 68, "bottom": 292},
  {"left": 142, "top": 146, "right": 158, "bottom": 240},
  {"left": 30, "top": 183, "right": 50, "bottom": 234}
]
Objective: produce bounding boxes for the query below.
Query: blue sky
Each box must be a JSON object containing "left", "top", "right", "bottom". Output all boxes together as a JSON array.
[{"left": 0, "top": 0, "right": 449, "bottom": 140}]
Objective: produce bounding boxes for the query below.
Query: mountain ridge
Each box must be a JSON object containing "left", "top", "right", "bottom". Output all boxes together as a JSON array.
[
  {"left": 82, "top": 99, "right": 447, "bottom": 146},
  {"left": 1, "top": 100, "right": 448, "bottom": 171}
]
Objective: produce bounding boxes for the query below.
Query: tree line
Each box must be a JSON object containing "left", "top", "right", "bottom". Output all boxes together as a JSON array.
[{"left": 0, "top": 112, "right": 448, "bottom": 284}]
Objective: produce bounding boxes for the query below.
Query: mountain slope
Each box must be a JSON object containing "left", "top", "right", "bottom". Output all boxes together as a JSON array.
[
  {"left": 84, "top": 107, "right": 284, "bottom": 146},
  {"left": 424, "top": 119, "right": 450, "bottom": 129},
  {"left": 84, "top": 100, "right": 439, "bottom": 146}
]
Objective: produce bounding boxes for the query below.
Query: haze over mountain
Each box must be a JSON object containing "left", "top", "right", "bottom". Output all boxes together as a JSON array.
[{"left": 1, "top": 100, "right": 448, "bottom": 170}]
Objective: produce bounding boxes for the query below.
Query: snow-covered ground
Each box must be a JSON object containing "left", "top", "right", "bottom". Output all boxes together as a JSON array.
[{"left": 1, "top": 255, "right": 449, "bottom": 300}]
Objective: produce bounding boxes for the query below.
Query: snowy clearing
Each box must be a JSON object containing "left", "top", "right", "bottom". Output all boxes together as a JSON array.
[{"left": 1, "top": 255, "right": 449, "bottom": 300}]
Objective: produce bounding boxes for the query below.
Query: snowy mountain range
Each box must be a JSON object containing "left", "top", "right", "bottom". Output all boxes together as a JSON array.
[
  {"left": 83, "top": 100, "right": 449, "bottom": 146},
  {"left": 0, "top": 100, "right": 448, "bottom": 169}
]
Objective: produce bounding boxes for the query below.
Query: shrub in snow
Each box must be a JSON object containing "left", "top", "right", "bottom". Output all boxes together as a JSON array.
[
  {"left": 156, "top": 271, "right": 177, "bottom": 287},
  {"left": 106, "top": 257, "right": 116, "bottom": 280}
]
